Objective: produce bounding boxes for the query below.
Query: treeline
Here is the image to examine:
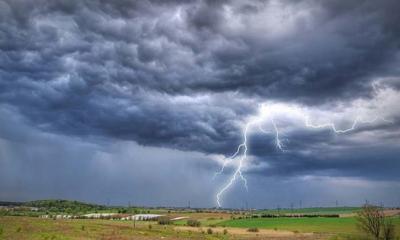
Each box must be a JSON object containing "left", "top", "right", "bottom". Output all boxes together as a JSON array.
[
  {"left": 0, "top": 201, "right": 24, "bottom": 206},
  {"left": 232, "top": 214, "right": 339, "bottom": 219},
  {"left": 25, "top": 200, "right": 108, "bottom": 213},
  {"left": 260, "top": 214, "right": 339, "bottom": 218}
]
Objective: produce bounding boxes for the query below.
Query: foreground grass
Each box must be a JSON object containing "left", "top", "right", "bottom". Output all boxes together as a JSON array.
[
  {"left": 219, "top": 216, "right": 400, "bottom": 234},
  {"left": 0, "top": 216, "right": 230, "bottom": 240},
  {"left": 1, "top": 215, "right": 399, "bottom": 240}
]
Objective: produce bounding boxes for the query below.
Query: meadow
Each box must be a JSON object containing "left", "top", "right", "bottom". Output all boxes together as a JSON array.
[
  {"left": 1, "top": 200, "right": 399, "bottom": 240},
  {"left": 219, "top": 217, "right": 400, "bottom": 234}
]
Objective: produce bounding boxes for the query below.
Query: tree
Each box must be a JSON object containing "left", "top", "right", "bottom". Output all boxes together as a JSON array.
[
  {"left": 382, "top": 218, "right": 395, "bottom": 240},
  {"left": 356, "top": 205, "right": 383, "bottom": 240},
  {"left": 356, "top": 204, "right": 395, "bottom": 240},
  {"left": 187, "top": 219, "right": 201, "bottom": 227}
]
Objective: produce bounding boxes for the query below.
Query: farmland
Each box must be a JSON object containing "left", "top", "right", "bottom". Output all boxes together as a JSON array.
[
  {"left": 1, "top": 200, "right": 400, "bottom": 240},
  {"left": 219, "top": 217, "right": 400, "bottom": 234}
]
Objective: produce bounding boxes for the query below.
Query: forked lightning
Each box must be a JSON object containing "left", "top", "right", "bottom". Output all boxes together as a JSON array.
[{"left": 215, "top": 104, "right": 391, "bottom": 207}]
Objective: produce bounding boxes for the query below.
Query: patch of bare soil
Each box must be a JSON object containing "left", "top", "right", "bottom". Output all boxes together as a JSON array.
[{"left": 174, "top": 226, "right": 324, "bottom": 239}]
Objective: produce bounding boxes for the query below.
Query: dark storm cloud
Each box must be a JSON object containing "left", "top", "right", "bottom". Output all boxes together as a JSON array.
[
  {"left": 0, "top": 106, "right": 219, "bottom": 207},
  {"left": 249, "top": 144, "right": 400, "bottom": 180},
  {"left": 0, "top": 0, "right": 400, "bottom": 183},
  {"left": 2, "top": 106, "right": 399, "bottom": 208}
]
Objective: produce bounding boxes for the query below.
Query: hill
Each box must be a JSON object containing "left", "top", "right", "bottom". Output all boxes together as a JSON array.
[{"left": 24, "top": 199, "right": 108, "bottom": 213}]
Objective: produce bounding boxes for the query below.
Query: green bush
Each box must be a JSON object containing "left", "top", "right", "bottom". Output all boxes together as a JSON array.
[
  {"left": 382, "top": 220, "right": 395, "bottom": 240},
  {"left": 247, "top": 227, "right": 259, "bottom": 232},
  {"left": 157, "top": 217, "right": 172, "bottom": 225},
  {"left": 148, "top": 224, "right": 152, "bottom": 230},
  {"left": 223, "top": 229, "right": 228, "bottom": 235},
  {"left": 187, "top": 219, "right": 201, "bottom": 227},
  {"left": 207, "top": 228, "right": 213, "bottom": 234}
]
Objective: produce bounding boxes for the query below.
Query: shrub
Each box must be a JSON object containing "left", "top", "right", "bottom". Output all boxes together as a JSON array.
[
  {"left": 148, "top": 224, "right": 152, "bottom": 230},
  {"left": 0, "top": 227, "right": 3, "bottom": 236},
  {"left": 157, "top": 217, "right": 172, "bottom": 225},
  {"left": 207, "top": 228, "right": 213, "bottom": 234},
  {"left": 16, "top": 227, "right": 22, "bottom": 232},
  {"left": 187, "top": 219, "right": 201, "bottom": 227},
  {"left": 81, "top": 225, "right": 85, "bottom": 231},
  {"left": 223, "top": 229, "right": 228, "bottom": 235},
  {"left": 247, "top": 227, "right": 259, "bottom": 232},
  {"left": 356, "top": 205, "right": 384, "bottom": 240},
  {"left": 209, "top": 224, "right": 217, "bottom": 228},
  {"left": 382, "top": 219, "right": 395, "bottom": 240}
]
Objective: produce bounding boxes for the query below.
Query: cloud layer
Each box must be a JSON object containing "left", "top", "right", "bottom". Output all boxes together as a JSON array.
[{"left": 1, "top": 0, "right": 400, "bottom": 207}]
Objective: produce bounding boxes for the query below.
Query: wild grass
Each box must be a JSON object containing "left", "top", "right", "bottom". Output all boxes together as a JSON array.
[{"left": 219, "top": 216, "right": 400, "bottom": 235}]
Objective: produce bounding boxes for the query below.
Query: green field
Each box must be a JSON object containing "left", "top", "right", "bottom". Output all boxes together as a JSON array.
[
  {"left": 256, "top": 207, "right": 360, "bottom": 215},
  {"left": 1, "top": 200, "right": 399, "bottom": 239},
  {"left": 219, "top": 216, "right": 400, "bottom": 234}
]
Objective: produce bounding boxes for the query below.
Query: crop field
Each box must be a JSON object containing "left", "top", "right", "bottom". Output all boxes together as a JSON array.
[
  {"left": 256, "top": 207, "right": 360, "bottom": 215},
  {"left": 1, "top": 201, "right": 399, "bottom": 240},
  {"left": 218, "top": 217, "right": 400, "bottom": 234}
]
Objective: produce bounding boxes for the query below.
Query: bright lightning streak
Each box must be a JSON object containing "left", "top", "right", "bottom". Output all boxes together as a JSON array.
[
  {"left": 214, "top": 104, "right": 392, "bottom": 207},
  {"left": 216, "top": 122, "right": 252, "bottom": 207},
  {"left": 270, "top": 117, "right": 284, "bottom": 151},
  {"left": 305, "top": 116, "right": 392, "bottom": 133},
  {"left": 213, "top": 143, "right": 244, "bottom": 179}
]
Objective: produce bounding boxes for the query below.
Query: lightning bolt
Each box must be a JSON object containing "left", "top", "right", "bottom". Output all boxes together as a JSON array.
[
  {"left": 305, "top": 116, "right": 392, "bottom": 133},
  {"left": 214, "top": 104, "right": 392, "bottom": 207}
]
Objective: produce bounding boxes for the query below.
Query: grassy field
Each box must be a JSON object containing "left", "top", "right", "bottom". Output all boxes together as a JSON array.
[
  {"left": 1, "top": 215, "right": 400, "bottom": 240},
  {"left": 0, "top": 216, "right": 228, "bottom": 240},
  {"left": 218, "top": 216, "right": 400, "bottom": 234},
  {"left": 1, "top": 203, "right": 399, "bottom": 240},
  {"left": 256, "top": 207, "right": 360, "bottom": 215}
]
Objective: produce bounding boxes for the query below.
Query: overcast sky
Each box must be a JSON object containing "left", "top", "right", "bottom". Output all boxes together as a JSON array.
[{"left": 1, "top": 0, "right": 400, "bottom": 209}]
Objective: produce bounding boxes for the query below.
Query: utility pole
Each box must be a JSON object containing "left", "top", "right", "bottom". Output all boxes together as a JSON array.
[
  {"left": 335, "top": 200, "right": 338, "bottom": 208},
  {"left": 277, "top": 204, "right": 280, "bottom": 215}
]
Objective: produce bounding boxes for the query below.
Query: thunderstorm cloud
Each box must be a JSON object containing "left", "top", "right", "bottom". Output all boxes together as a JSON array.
[{"left": 0, "top": 0, "right": 400, "bottom": 208}]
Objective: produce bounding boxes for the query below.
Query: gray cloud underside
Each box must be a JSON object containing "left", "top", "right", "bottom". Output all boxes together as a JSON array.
[
  {"left": 1, "top": 106, "right": 400, "bottom": 208},
  {"left": 1, "top": 0, "right": 400, "bottom": 182}
]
